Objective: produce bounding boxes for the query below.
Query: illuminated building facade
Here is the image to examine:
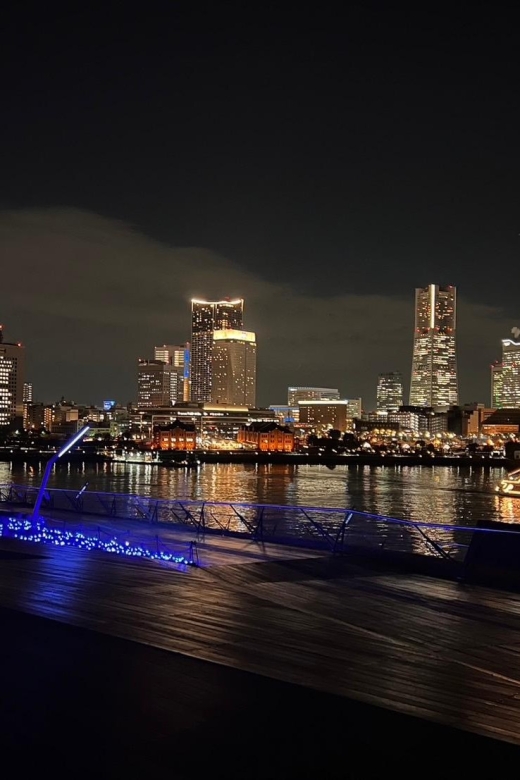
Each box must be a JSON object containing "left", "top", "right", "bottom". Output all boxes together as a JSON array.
[
  {"left": 409, "top": 285, "right": 458, "bottom": 408},
  {"left": 298, "top": 399, "right": 362, "bottom": 431},
  {"left": 22, "top": 381, "right": 33, "bottom": 430},
  {"left": 237, "top": 422, "right": 294, "bottom": 452},
  {"left": 191, "top": 299, "right": 244, "bottom": 402},
  {"left": 137, "top": 360, "right": 176, "bottom": 408},
  {"left": 491, "top": 361, "right": 504, "bottom": 408},
  {"left": 287, "top": 387, "right": 340, "bottom": 405},
  {"left": 212, "top": 329, "right": 256, "bottom": 406},
  {"left": 154, "top": 419, "right": 196, "bottom": 451},
  {"left": 0, "top": 328, "right": 24, "bottom": 427},
  {"left": 376, "top": 372, "right": 403, "bottom": 412},
  {"left": 154, "top": 343, "right": 191, "bottom": 401},
  {"left": 500, "top": 338, "right": 520, "bottom": 408}
]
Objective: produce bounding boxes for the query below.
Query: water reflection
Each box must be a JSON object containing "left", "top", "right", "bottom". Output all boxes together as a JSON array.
[{"left": 0, "top": 461, "right": 513, "bottom": 527}]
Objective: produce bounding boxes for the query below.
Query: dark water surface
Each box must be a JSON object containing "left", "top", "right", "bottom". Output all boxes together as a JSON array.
[{"left": 1, "top": 461, "right": 518, "bottom": 526}]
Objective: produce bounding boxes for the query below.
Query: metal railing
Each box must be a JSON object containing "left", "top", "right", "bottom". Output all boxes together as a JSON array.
[{"left": 0, "top": 483, "right": 474, "bottom": 562}]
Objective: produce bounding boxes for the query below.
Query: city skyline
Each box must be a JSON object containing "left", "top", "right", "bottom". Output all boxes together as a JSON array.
[{"left": 4, "top": 285, "right": 517, "bottom": 409}]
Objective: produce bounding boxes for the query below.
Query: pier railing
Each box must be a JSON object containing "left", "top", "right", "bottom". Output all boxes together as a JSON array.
[{"left": 0, "top": 483, "right": 473, "bottom": 562}]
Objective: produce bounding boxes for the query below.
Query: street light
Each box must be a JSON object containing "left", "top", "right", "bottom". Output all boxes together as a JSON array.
[{"left": 31, "top": 426, "right": 91, "bottom": 521}]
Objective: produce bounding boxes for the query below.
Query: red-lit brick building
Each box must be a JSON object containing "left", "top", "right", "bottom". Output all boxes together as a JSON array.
[
  {"left": 154, "top": 419, "right": 196, "bottom": 451},
  {"left": 238, "top": 422, "right": 294, "bottom": 452}
]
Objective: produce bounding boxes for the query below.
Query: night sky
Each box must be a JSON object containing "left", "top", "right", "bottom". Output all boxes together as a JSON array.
[{"left": 1, "top": 5, "right": 519, "bottom": 408}]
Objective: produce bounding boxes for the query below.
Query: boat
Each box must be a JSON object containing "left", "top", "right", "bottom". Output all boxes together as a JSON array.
[
  {"left": 495, "top": 468, "right": 520, "bottom": 496},
  {"left": 162, "top": 453, "right": 201, "bottom": 470},
  {"left": 111, "top": 451, "right": 161, "bottom": 465}
]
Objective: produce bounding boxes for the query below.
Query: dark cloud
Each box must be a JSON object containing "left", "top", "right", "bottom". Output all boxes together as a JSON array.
[{"left": 0, "top": 208, "right": 512, "bottom": 407}]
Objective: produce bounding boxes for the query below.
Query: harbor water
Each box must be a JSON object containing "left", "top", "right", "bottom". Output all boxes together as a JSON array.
[{"left": 1, "top": 461, "right": 519, "bottom": 527}]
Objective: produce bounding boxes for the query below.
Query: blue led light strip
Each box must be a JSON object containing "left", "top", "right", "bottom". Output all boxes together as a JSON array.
[{"left": 0, "top": 516, "right": 194, "bottom": 566}]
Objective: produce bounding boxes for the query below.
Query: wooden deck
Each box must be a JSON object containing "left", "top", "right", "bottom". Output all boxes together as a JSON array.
[{"left": 2, "top": 525, "right": 520, "bottom": 763}]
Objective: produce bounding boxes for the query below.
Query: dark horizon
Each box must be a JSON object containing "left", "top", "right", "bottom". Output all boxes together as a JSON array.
[{"left": 2, "top": 6, "right": 519, "bottom": 407}]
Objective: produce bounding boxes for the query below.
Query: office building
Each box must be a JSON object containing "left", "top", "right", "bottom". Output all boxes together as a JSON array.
[
  {"left": 154, "top": 343, "right": 191, "bottom": 401},
  {"left": 298, "top": 399, "right": 362, "bottom": 431},
  {"left": 191, "top": 298, "right": 244, "bottom": 402},
  {"left": 499, "top": 337, "right": 520, "bottom": 408},
  {"left": 287, "top": 387, "right": 340, "bottom": 405},
  {"left": 137, "top": 360, "right": 176, "bottom": 408},
  {"left": 0, "top": 328, "right": 24, "bottom": 427},
  {"left": 376, "top": 372, "right": 403, "bottom": 412},
  {"left": 211, "top": 329, "right": 256, "bottom": 406},
  {"left": 491, "top": 361, "right": 504, "bottom": 408},
  {"left": 22, "top": 382, "right": 33, "bottom": 430},
  {"left": 409, "top": 285, "right": 458, "bottom": 408}
]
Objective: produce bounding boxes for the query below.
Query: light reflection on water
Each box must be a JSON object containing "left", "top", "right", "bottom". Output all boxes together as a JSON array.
[{"left": 0, "top": 461, "right": 514, "bottom": 527}]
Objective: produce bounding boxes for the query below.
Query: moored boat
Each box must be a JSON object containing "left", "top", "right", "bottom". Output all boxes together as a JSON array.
[{"left": 495, "top": 468, "right": 520, "bottom": 496}]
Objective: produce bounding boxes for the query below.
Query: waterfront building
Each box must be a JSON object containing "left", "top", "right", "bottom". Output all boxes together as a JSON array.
[
  {"left": 409, "top": 285, "right": 458, "bottom": 408},
  {"left": 237, "top": 422, "right": 294, "bottom": 452},
  {"left": 499, "top": 338, "right": 520, "bottom": 408},
  {"left": 287, "top": 387, "right": 340, "bottom": 405},
  {"left": 298, "top": 399, "right": 362, "bottom": 432},
  {"left": 376, "top": 372, "right": 403, "bottom": 412},
  {"left": 0, "top": 328, "right": 24, "bottom": 427},
  {"left": 137, "top": 360, "right": 176, "bottom": 408},
  {"left": 154, "top": 343, "right": 191, "bottom": 401},
  {"left": 191, "top": 298, "right": 244, "bottom": 402},
  {"left": 131, "top": 402, "right": 276, "bottom": 442},
  {"left": 153, "top": 419, "right": 196, "bottom": 451},
  {"left": 212, "top": 329, "right": 256, "bottom": 406},
  {"left": 481, "top": 408, "right": 520, "bottom": 436}
]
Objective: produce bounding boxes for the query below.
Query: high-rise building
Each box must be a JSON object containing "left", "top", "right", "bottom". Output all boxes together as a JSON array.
[
  {"left": 0, "top": 327, "right": 24, "bottom": 427},
  {"left": 22, "top": 381, "right": 33, "bottom": 430},
  {"left": 211, "top": 329, "right": 257, "bottom": 406},
  {"left": 287, "top": 387, "right": 340, "bottom": 405},
  {"left": 376, "top": 372, "right": 403, "bottom": 412},
  {"left": 409, "top": 285, "right": 458, "bottom": 408},
  {"left": 500, "top": 337, "right": 520, "bottom": 408},
  {"left": 154, "top": 343, "right": 191, "bottom": 401},
  {"left": 137, "top": 360, "right": 176, "bottom": 408},
  {"left": 190, "top": 299, "right": 243, "bottom": 402},
  {"left": 491, "top": 361, "right": 504, "bottom": 408}
]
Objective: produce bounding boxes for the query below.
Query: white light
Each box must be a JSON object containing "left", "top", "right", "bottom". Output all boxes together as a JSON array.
[{"left": 57, "top": 426, "right": 91, "bottom": 458}]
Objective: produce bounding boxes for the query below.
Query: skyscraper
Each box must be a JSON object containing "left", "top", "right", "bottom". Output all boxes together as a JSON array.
[
  {"left": 409, "top": 285, "right": 458, "bottom": 408},
  {"left": 499, "top": 336, "right": 520, "bottom": 408},
  {"left": 190, "top": 299, "right": 244, "bottom": 402},
  {"left": 491, "top": 361, "right": 504, "bottom": 408},
  {"left": 154, "top": 343, "right": 191, "bottom": 401},
  {"left": 0, "top": 327, "right": 25, "bottom": 427},
  {"left": 376, "top": 372, "right": 403, "bottom": 412},
  {"left": 137, "top": 360, "right": 176, "bottom": 408},
  {"left": 212, "top": 329, "right": 257, "bottom": 406}
]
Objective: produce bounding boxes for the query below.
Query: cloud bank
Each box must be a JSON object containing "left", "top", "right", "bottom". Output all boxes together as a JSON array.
[{"left": 0, "top": 208, "right": 512, "bottom": 407}]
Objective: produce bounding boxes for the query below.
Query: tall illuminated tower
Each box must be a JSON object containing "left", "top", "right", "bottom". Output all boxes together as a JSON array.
[
  {"left": 190, "top": 299, "right": 244, "bottom": 402},
  {"left": 0, "top": 326, "right": 25, "bottom": 427},
  {"left": 212, "top": 330, "right": 256, "bottom": 406},
  {"left": 499, "top": 335, "right": 520, "bottom": 408},
  {"left": 409, "top": 285, "right": 458, "bottom": 408}
]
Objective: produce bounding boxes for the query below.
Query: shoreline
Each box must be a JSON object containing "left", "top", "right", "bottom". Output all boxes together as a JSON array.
[{"left": 0, "top": 451, "right": 513, "bottom": 468}]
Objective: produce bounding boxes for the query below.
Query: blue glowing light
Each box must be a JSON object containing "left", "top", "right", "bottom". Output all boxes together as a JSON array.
[{"left": 0, "top": 516, "right": 194, "bottom": 567}]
